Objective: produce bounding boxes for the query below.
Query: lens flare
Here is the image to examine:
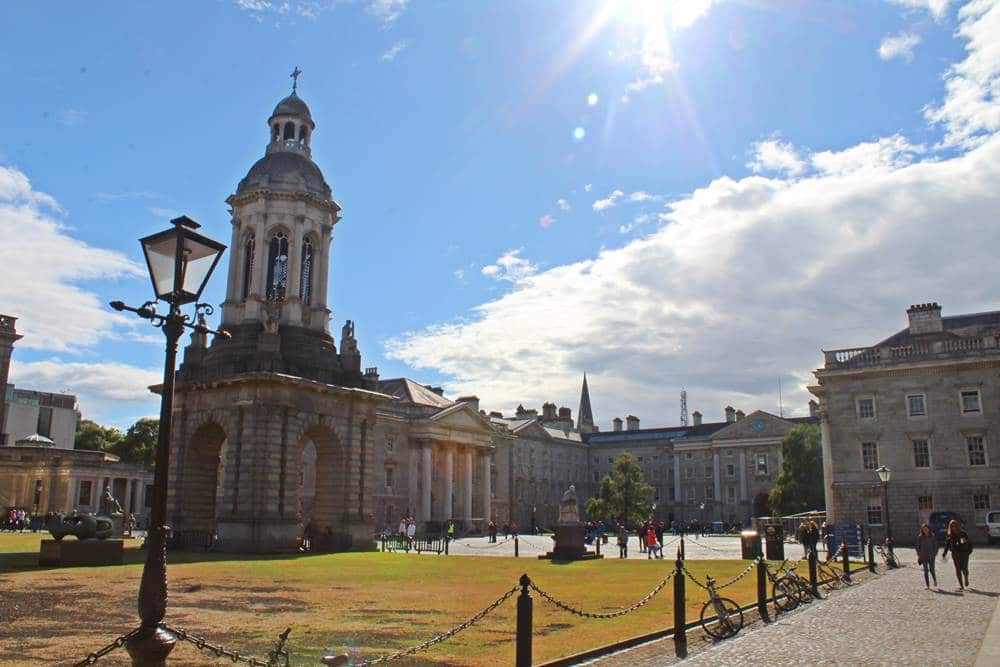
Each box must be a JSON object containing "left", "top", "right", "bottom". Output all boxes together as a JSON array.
[
  {"left": 587, "top": 93, "right": 599, "bottom": 106},
  {"left": 573, "top": 127, "right": 586, "bottom": 141}
]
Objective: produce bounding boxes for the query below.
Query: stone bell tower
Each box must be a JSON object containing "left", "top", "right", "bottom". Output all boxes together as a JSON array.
[{"left": 169, "top": 76, "right": 387, "bottom": 553}]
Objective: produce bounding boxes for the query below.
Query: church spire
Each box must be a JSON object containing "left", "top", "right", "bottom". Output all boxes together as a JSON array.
[{"left": 577, "top": 373, "right": 595, "bottom": 433}]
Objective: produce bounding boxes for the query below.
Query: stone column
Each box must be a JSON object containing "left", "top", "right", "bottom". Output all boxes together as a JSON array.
[
  {"left": 673, "top": 452, "right": 681, "bottom": 502},
  {"left": 463, "top": 449, "right": 473, "bottom": 523},
  {"left": 68, "top": 476, "right": 79, "bottom": 512},
  {"left": 252, "top": 216, "right": 269, "bottom": 299},
  {"left": 482, "top": 453, "right": 492, "bottom": 521},
  {"left": 125, "top": 478, "right": 134, "bottom": 514},
  {"left": 713, "top": 451, "right": 721, "bottom": 515},
  {"left": 420, "top": 442, "right": 432, "bottom": 523},
  {"left": 443, "top": 448, "right": 454, "bottom": 521},
  {"left": 738, "top": 451, "right": 748, "bottom": 502}
]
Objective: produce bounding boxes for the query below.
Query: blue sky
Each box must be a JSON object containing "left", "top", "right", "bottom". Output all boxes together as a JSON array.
[{"left": 3, "top": 0, "right": 1000, "bottom": 430}]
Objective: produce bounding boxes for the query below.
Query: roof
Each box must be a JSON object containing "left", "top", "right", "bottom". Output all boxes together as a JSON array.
[
  {"left": 236, "top": 151, "right": 332, "bottom": 199},
  {"left": 377, "top": 378, "right": 454, "bottom": 409},
  {"left": 587, "top": 421, "right": 731, "bottom": 444},
  {"left": 577, "top": 373, "right": 594, "bottom": 429},
  {"left": 876, "top": 309, "right": 1000, "bottom": 347},
  {"left": 270, "top": 93, "right": 313, "bottom": 122},
  {"left": 14, "top": 433, "right": 56, "bottom": 447}
]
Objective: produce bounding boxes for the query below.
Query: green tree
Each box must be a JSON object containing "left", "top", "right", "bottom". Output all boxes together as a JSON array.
[
  {"left": 768, "top": 424, "right": 825, "bottom": 516},
  {"left": 111, "top": 418, "right": 159, "bottom": 466},
  {"left": 585, "top": 452, "right": 654, "bottom": 525},
  {"left": 74, "top": 419, "right": 124, "bottom": 452}
]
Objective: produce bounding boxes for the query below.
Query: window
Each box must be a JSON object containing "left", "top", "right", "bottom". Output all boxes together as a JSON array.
[
  {"left": 685, "top": 452, "right": 692, "bottom": 459},
  {"left": 705, "top": 485, "right": 714, "bottom": 500},
  {"left": 283, "top": 121, "right": 295, "bottom": 140},
  {"left": 857, "top": 397, "right": 876, "bottom": 420},
  {"left": 385, "top": 436, "right": 394, "bottom": 454},
  {"left": 385, "top": 467, "right": 394, "bottom": 488},
  {"left": 685, "top": 466, "right": 694, "bottom": 479},
  {"left": 637, "top": 456, "right": 643, "bottom": 462},
  {"left": 726, "top": 463, "right": 735, "bottom": 477},
  {"left": 265, "top": 232, "right": 289, "bottom": 301},
  {"left": 755, "top": 454, "right": 768, "bottom": 476},
  {"left": 861, "top": 442, "right": 879, "bottom": 470},
  {"left": 300, "top": 238, "right": 314, "bottom": 305},
  {"left": 907, "top": 394, "right": 926, "bottom": 417},
  {"left": 37, "top": 406, "right": 53, "bottom": 438},
  {"left": 77, "top": 480, "right": 93, "bottom": 506},
  {"left": 961, "top": 390, "right": 982, "bottom": 414},
  {"left": 913, "top": 439, "right": 931, "bottom": 468},
  {"left": 974, "top": 493, "right": 991, "bottom": 524},
  {"left": 654, "top": 486, "right": 661, "bottom": 500},
  {"left": 917, "top": 495, "right": 933, "bottom": 511},
  {"left": 241, "top": 235, "right": 255, "bottom": 299},
  {"left": 727, "top": 486, "right": 736, "bottom": 502},
  {"left": 866, "top": 499, "right": 883, "bottom": 526},
  {"left": 686, "top": 488, "right": 696, "bottom": 503},
  {"left": 593, "top": 457, "right": 598, "bottom": 463},
  {"left": 967, "top": 436, "right": 987, "bottom": 466},
  {"left": 607, "top": 457, "right": 613, "bottom": 463},
  {"left": 704, "top": 464, "right": 712, "bottom": 479},
  {"left": 593, "top": 472, "right": 599, "bottom": 482}
]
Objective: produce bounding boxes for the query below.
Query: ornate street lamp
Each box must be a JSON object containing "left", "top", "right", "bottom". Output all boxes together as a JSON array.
[
  {"left": 875, "top": 465, "right": 892, "bottom": 545},
  {"left": 111, "top": 215, "right": 228, "bottom": 666}
]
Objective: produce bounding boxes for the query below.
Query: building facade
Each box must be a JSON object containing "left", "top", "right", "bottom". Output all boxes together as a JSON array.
[{"left": 810, "top": 303, "right": 1000, "bottom": 544}]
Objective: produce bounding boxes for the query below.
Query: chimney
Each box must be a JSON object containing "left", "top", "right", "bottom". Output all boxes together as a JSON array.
[
  {"left": 626, "top": 415, "right": 640, "bottom": 431},
  {"left": 489, "top": 410, "right": 504, "bottom": 419},
  {"left": 542, "top": 402, "right": 557, "bottom": 421},
  {"left": 907, "top": 302, "right": 943, "bottom": 335},
  {"left": 613, "top": 417, "right": 623, "bottom": 432},
  {"left": 735, "top": 409, "right": 745, "bottom": 421},
  {"left": 457, "top": 395, "right": 479, "bottom": 412},
  {"left": 808, "top": 400, "right": 819, "bottom": 418},
  {"left": 725, "top": 406, "right": 736, "bottom": 423},
  {"left": 692, "top": 410, "right": 702, "bottom": 426},
  {"left": 558, "top": 406, "right": 572, "bottom": 421}
]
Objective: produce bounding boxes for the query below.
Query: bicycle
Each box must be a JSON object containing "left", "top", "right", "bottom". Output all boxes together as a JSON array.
[
  {"left": 763, "top": 562, "right": 802, "bottom": 612},
  {"left": 816, "top": 560, "right": 852, "bottom": 590},
  {"left": 777, "top": 560, "right": 815, "bottom": 603},
  {"left": 875, "top": 543, "right": 899, "bottom": 569},
  {"left": 699, "top": 576, "right": 744, "bottom": 640}
]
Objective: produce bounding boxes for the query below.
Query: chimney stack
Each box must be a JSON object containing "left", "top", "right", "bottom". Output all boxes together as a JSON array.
[
  {"left": 558, "top": 406, "right": 572, "bottom": 421},
  {"left": 613, "top": 417, "right": 623, "bottom": 432},
  {"left": 907, "top": 302, "right": 943, "bottom": 335},
  {"left": 724, "top": 406, "right": 736, "bottom": 423},
  {"left": 542, "top": 402, "right": 557, "bottom": 421},
  {"left": 735, "top": 409, "right": 745, "bottom": 421},
  {"left": 808, "top": 400, "right": 819, "bottom": 418},
  {"left": 457, "top": 395, "right": 480, "bottom": 412},
  {"left": 626, "top": 415, "right": 640, "bottom": 431},
  {"left": 692, "top": 410, "right": 702, "bottom": 426}
]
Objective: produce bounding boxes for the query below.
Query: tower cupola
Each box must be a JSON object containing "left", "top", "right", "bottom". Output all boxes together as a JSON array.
[{"left": 266, "top": 67, "right": 315, "bottom": 158}]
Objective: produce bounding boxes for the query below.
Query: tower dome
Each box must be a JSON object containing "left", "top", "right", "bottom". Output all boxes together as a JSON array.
[{"left": 270, "top": 92, "right": 313, "bottom": 123}]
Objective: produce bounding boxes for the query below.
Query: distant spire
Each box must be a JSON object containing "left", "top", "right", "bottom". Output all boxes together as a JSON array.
[
  {"left": 577, "top": 373, "right": 594, "bottom": 433},
  {"left": 290, "top": 66, "right": 302, "bottom": 93}
]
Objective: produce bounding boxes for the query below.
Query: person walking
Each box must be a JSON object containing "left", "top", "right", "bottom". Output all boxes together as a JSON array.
[
  {"left": 646, "top": 524, "right": 662, "bottom": 559},
  {"left": 637, "top": 523, "right": 647, "bottom": 553},
  {"left": 942, "top": 519, "right": 973, "bottom": 590},
  {"left": 915, "top": 523, "right": 938, "bottom": 589},
  {"left": 617, "top": 524, "right": 628, "bottom": 559}
]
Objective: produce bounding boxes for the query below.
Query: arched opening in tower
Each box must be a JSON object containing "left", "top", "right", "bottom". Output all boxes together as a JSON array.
[{"left": 176, "top": 422, "right": 227, "bottom": 534}]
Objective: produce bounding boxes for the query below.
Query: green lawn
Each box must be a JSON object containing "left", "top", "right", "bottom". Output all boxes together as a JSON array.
[{"left": 0, "top": 534, "right": 771, "bottom": 666}]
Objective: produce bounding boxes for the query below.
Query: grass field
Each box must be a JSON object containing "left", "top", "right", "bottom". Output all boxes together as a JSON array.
[{"left": 0, "top": 534, "right": 767, "bottom": 666}]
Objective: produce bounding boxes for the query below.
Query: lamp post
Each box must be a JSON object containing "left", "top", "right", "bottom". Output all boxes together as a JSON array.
[
  {"left": 875, "top": 465, "right": 892, "bottom": 545},
  {"left": 113, "top": 216, "right": 227, "bottom": 666},
  {"left": 33, "top": 480, "right": 43, "bottom": 524}
]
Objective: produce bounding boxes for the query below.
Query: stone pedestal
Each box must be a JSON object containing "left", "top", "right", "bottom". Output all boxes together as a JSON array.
[
  {"left": 39, "top": 539, "right": 124, "bottom": 567},
  {"left": 538, "top": 523, "right": 602, "bottom": 561}
]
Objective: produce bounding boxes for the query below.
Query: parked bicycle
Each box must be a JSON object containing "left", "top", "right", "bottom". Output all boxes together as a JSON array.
[
  {"left": 699, "top": 576, "right": 744, "bottom": 640},
  {"left": 876, "top": 542, "right": 899, "bottom": 569},
  {"left": 777, "top": 560, "right": 815, "bottom": 603},
  {"left": 765, "top": 562, "right": 806, "bottom": 612},
  {"left": 816, "top": 560, "right": 852, "bottom": 590}
]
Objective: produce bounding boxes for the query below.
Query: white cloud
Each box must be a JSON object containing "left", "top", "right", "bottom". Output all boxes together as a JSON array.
[
  {"left": 557, "top": 198, "right": 571, "bottom": 211},
  {"left": 670, "top": 0, "right": 718, "bottom": 28},
  {"left": 480, "top": 249, "right": 538, "bottom": 284},
  {"left": 236, "top": 0, "right": 272, "bottom": 9},
  {"left": 385, "top": 3, "right": 1000, "bottom": 429},
  {"left": 886, "top": 0, "right": 951, "bottom": 20},
  {"left": 454, "top": 268, "right": 465, "bottom": 280},
  {"left": 368, "top": 0, "right": 408, "bottom": 25},
  {"left": 619, "top": 212, "right": 668, "bottom": 234},
  {"left": 10, "top": 358, "right": 160, "bottom": 423},
  {"left": 0, "top": 166, "right": 146, "bottom": 352},
  {"left": 147, "top": 206, "right": 179, "bottom": 218},
  {"left": 592, "top": 189, "right": 624, "bottom": 212},
  {"left": 629, "top": 191, "right": 660, "bottom": 202},
  {"left": 380, "top": 40, "right": 408, "bottom": 62},
  {"left": 584, "top": 184, "right": 593, "bottom": 192},
  {"left": 879, "top": 32, "right": 922, "bottom": 61},
  {"left": 539, "top": 214, "right": 556, "bottom": 228},
  {"left": 56, "top": 109, "right": 87, "bottom": 126},
  {"left": 746, "top": 138, "right": 806, "bottom": 176}
]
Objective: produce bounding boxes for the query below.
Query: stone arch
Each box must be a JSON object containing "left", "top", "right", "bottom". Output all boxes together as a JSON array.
[
  {"left": 296, "top": 423, "right": 348, "bottom": 550},
  {"left": 752, "top": 492, "right": 770, "bottom": 519},
  {"left": 283, "top": 121, "right": 295, "bottom": 140},
  {"left": 176, "top": 421, "right": 227, "bottom": 533}
]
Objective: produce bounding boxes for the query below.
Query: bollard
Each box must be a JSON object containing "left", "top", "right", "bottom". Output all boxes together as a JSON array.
[
  {"left": 380, "top": 536, "right": 385, "bottom": 553},
  {"left": 756, "top": 558, "right": 770, "bottom": 623},
  {"left": 867, "top": 538, "right": 876, "bottom": 573},
  {"left": 808, "top": 549, "right": 819, "bottom": 598},
  {"left": 515, "top": 535, "right": 519, "bottom": 558},
  {"left": 445, "top": 536, "right": 449, "bottom": 555},
  {"left": 673, "top": 550, "right": 686, "bottom": 658},
  {"left": 842, "top": 541, "right": 851, "bottom": 582},
  {"left": 596, "top": 537, "right": 601, "bottom": 557},
  {"left": 516, "top": 574, "right": 532, "bottom": 667},
  {"left": 679, "top": 533, "right": 686, "bottom": 560}
]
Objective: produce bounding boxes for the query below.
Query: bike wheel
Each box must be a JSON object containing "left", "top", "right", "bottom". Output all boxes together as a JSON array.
[
  {"left": 789, "top": 577, "right": 812, "bottom": 603},
  {"left": 773, "top": 579, "right": 799, "bottom": 612},
  {"left": 821, "top": 567, "right": 846, "bottom": 590},
  {"left": 700, "top": 597, "right": 744, "bottom": 640}
]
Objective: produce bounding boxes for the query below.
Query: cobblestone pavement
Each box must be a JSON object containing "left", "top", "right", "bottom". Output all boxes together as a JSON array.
[
  {"left": 588, "top": 551, "right": 1000, "bottom": 666},
  {"left": 442, "top": 534, "right": 759, "bottom": 560}
]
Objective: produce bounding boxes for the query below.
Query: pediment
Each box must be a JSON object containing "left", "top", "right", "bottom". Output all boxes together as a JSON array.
[
  {"left": 430, "top": 403, "right": 495, "bottom": 433},
  {"left": 712, "top": 411, "right": 795, "bottom": 441}
]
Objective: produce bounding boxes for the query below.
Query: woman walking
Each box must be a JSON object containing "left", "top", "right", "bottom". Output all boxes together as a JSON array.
[
  {"left": 942, "top": 519, "right": 973, "bottom": 590},
  {"left": 915, "top": 524, "right": 938, "bottom": 589}
]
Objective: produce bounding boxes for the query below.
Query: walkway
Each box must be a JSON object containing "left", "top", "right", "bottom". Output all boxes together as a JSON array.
[
  {"left": 588, "top": 550, "right": 1000, "bottom": 666},
  {"left": 444, "top": 534, "right": 749, "bottom": 560}
]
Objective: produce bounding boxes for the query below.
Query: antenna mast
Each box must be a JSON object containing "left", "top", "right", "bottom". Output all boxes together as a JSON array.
[
  {"left": 680, "top": 389, "right": 688, "bottom": 426},
  {"left": 778, "top": 378, "right": 784, "bottom": 418}
]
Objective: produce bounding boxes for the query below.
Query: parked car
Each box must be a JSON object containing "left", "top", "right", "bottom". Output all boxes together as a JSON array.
[
  {"left": 986, "top": 510, "right": 1000, "bottom": 545},
  {"left": 929, "top": 511, "right": 965, "bottom": 542}
]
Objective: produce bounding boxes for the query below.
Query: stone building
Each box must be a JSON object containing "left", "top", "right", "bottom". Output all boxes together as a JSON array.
[{"left": 810, "top": 303, "right": 1000, "bottom": 544}]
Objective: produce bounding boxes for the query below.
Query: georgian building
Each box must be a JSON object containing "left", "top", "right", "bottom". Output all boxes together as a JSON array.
[{"left": 810, "top": 303, "right": 1000, "bottom": 544}]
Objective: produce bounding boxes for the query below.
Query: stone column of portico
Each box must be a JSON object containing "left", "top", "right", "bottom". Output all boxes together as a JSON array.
[
  {"left": 443, "top": 447, "right": 454, "bottom": 522},
  {"left": 713, "top": 451, "right": 721, "bottom": 518},
  {"left": 420, "top": 442, "right": 432, "bottom": 523},
  {"left": 463, "top": 449, "right": 473, "bottom": 525},
  {"left": 125, "top": 478, "right": 134, "bottom": 514},
  {"left": 67, "top": 476, "right": 78, "bottom": 512},
  {"left": 482, "top": 453, "right": 492, "bottom": 520},
  {"left": 673, "top": 452, "right": 682, "bottom": 502},
  {"left": 738, "top": 451, "right": 748, "bottom": 503}
]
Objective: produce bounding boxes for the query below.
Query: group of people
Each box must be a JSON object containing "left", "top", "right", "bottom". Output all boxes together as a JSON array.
[
  {"left": 610, "top": 521, "right": 668, "bottom": 559},
  {"left": 795, "top": 519, "right": 823, "bottom": 558},
  {"left": 915, "top": 519, "right": 975, "bottom": 590},
  {"left": 3, "top": 508, "right": 37, "bottom": 532},
  {"left": 396, "top": 517, "right": 419, "bottom": 545}
]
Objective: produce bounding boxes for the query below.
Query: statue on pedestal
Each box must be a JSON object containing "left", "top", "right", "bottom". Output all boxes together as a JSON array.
[{"left": 558, "top": 485, "right": 580, "bottom": 525}]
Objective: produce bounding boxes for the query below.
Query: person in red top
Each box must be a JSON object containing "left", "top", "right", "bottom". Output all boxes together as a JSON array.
[
  {"left": 637, "top": 523, "right": 647, "bottom": 553},
  {"left": 646, "top": 525, "right": 662, "bottom": 559}
]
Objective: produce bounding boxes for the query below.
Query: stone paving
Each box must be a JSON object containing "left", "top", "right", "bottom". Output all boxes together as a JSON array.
[
  {"left": 586, "top": 550, "right": 1000, "bottom": 666},
  {"left": 443, "top": 534, "right": 752, "bottom": 560}
]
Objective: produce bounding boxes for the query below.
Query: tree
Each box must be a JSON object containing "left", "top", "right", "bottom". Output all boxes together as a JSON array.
[
  {"left": 768, "top": 424, "right": 825, "bottom": 516},
  {"left": 111, "top": 418, "right": 159, "bottom": 466},
  {"left": 585, "top": 452, "right": 654, "bottom": 526},
  {"left": 74, "top": 419, "right": 124, "bottom": 452}
]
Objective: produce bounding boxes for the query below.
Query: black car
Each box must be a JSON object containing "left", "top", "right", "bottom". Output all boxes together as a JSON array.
[{"left": 929, "top": 511, "right": 965, "bottom": 542}]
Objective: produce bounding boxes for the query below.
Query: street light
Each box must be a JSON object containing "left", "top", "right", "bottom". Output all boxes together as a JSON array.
[
  {"left": 875, "top": 465, "right": 892, "bottom": 545},
  {"left": 113, "top": 215, "right": 228, "bottom": 666}
]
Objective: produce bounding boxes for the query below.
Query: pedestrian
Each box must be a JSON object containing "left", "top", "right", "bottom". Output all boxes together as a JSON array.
[
  {"left": 406, "top": 518, "right": 416, "bottom": 548},
  {"left": 796, "top": 520, "right": 810, "bottom": 558},
  {"left": 488, "top": 520, "right": 497, "bottom": 543},
  {"left": 502, "top": 523, "right": 510, "bottom": 540},
  {"left": 646, "top": 524, "right": 662, "bottom": 559},
  {"left": 942, "top": 519, "right": 973, "bottom": 590},
  {"left": 617, "top": 523, "right": 628, "bottom": 559},
  {"left": 805, "top": 520, "right": 820, "bottom": 558},
  {"left": 637, "top": 523, "right": 647, "bottom": 553},
  {"left": 915, "top": 523, "right": 938, "bottom": 589},
  {"left": 655, "top": 521, "right": 665, "bottom": 550}
]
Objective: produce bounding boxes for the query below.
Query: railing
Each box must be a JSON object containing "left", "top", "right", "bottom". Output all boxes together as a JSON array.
[
  {"left": 381, "top": 534, "right": 447, "bottom": 554},
  {"left": 824, "top": 335, "right": 999, "bottom": 369}
]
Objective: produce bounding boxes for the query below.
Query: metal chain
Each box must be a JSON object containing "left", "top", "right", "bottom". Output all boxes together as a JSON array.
[
  {"left": 529, "top": 570, "right": 675, "bottom": 619},
  {"left": 72, "top": 628, "right": 142, "bottom": 666},
  {"left": 161, "top": 624, "right": 275, "bottom": 666},
  {"left": 348, "top": 585, "right": 519, "bottom": 666},
  {"left": 682, "top": 559, "right": 757, "bottom": 591}
]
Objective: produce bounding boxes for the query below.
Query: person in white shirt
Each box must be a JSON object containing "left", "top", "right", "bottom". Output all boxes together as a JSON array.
[{"left": 406, "top": 518, "right": 417, "bottom": 547}]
